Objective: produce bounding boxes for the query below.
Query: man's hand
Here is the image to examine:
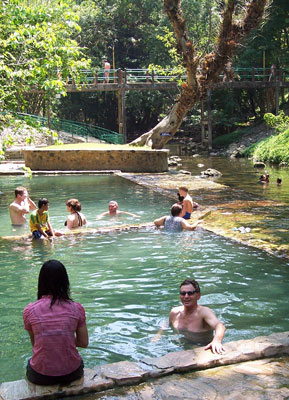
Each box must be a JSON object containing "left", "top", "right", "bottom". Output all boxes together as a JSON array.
[{"left": 204, "top": 340, "right": 225, "bottom": 354}]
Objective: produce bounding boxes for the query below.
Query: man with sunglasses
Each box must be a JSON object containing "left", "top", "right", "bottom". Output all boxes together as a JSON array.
[{"left": 169, "top": 279, "right": 226, "bottom": 354}]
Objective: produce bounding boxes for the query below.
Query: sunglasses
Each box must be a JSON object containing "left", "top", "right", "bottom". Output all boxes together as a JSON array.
[{"left": 180, "top": 290, "right": 197, "bottom": 296}]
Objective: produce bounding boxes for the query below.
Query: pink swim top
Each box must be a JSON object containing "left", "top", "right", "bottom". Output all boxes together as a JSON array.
[{"left": 23, "top": 296, "right": 86, "bottom": 376}]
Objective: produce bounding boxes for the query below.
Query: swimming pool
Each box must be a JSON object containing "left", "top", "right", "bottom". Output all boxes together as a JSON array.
[{"left": 0, "top": 174, "right": 289, "bottom": 384}]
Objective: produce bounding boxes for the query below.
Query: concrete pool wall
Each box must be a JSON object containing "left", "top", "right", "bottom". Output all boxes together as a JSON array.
[
  {"left": 23, "top": 149, "right": 169, "bottom": 172},
  {"left": 0, "top": 332, "right": 288, "bottom": 400}
]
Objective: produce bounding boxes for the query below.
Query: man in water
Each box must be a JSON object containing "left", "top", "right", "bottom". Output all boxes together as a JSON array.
[
  {"left": 154, "top": 204, "right": 200, "bottom": 232},
  {"left": 178, "top": 186, "right": 195, "bottom": 219},
  {"left": 9, "top": 186, "right": 37, "bottom": 225},
  {"left": 169, "top": 279, "right": 226, "bottom": 354},
  {"left": 96, "top": 200, "right": 139, "bottom": 219}
]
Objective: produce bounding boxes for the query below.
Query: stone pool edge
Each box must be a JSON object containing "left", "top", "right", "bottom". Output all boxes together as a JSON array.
[{"left": 1, "top": 332, "right": 288, "bottom": 400}]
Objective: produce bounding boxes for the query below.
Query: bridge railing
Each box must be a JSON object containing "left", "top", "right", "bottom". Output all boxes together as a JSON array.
[
  {"left": 17, "top": 113, "right": 124, "bottom": 144},
  {"left": 65, "top": 67, "right": 289, "bottom": 86}
]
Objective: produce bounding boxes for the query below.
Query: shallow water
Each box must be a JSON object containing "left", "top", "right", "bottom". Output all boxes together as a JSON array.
[
  {"left": 175, "top": 155, "right": 289, "bottom": 204},
  {"left": 0, "top": 174, "right": 289, "bottom": 384}
]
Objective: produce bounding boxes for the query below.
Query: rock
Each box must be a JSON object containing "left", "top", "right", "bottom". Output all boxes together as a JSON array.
[
  {"left": 253, "top": 162, "right": 266, "bottom": 168},
  {"left": 201, "top": 168, "right": 222, "bottom": 177},
  {"left": 178, "top": 170, "right": 191, "bottom": 175},
  {"left": 279, "top": 162, "right": 287, "bottom": 167},
  {"left": 169, "top": 156, "right": 182, "bottom": 162},
  {"left": 197, "top": 164, "right": 204, "bottom": 168},
  {"left": 230, "top": 145, "right": 246, "bottom": 158},
  {"left": 168, "top": 160, "right": 178, "bottom": 166}
]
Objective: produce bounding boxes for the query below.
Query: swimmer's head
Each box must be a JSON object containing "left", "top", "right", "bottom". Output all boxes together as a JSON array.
[
  {"left": 178, "top": 186, "right": 189, "bottom": 196},
  {"left": 180, "top": 278, "right": 200, "bottom": 293},
  {"left": 108, "top": 201, "right": 118, "bottom": 213},
  {"left": 66, "top": 198, "right": 81, "bottom": 212},
  {"left": 15, "top": 186, "right": 27, "bottom": 198},
  {"left": 171, "top": 203, "right": 182, "bottom": 217},
  {"left": 38, "top": 198, "right": 49, "bottom": 209}
]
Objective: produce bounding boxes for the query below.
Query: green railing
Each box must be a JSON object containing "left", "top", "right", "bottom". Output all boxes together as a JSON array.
[
  {"left": 17, "top": 113, "right": 124, "bottom": 144},
  {"left": 66, "top": 67, "right": 289, "bottom": 85}
]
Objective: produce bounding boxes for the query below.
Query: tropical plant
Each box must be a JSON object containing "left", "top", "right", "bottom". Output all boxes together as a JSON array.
[{"left": 0, "top": 0, "right": 90, "bottom": 112}]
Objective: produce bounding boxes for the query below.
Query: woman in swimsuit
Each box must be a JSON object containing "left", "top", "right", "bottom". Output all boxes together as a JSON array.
[{"left": 65, "top": 199, "right": 87, "bottom": 229}]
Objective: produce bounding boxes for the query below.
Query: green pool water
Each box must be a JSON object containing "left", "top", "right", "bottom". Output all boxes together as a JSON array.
[{"left": 0, "top": 174, "right": 289, "bottom": 384}]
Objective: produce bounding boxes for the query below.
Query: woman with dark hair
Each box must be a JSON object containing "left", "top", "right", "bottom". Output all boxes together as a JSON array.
[
  {"left": 65, "top": 198, "right": 87, "bottom": 229},
  {"left": 64, "top": 199, "right": 87, "bottom": 229},
  {"left": 23, "top": 260, "right": 89, "bottom": 385}
]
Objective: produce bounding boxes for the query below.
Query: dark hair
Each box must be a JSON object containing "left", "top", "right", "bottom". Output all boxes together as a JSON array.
[
  {"left": 37, "top": 260, "right": 71, "bottom": 307},
  {"left": 15, "top": 186, "right": 26, "bottom": 197},
  {"left": 66, "top": 198, "right": 81, "bottom": 212},
  {"left": 180, "top": 279, "right": 200, "bottom": 293},
  {"left": 171, "top": 204, "right": 182, "bottom": 217},
  {"left": 38, "top": 198, "right": 49, "bottom": 208}
]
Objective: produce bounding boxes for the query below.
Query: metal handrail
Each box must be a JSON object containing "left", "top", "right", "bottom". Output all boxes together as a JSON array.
[
  {"left": 64, "top": 67, "right": 289, "bottom": 85},
  {"left": 17, "top": 113, "right": 124, "bottom": 144}
]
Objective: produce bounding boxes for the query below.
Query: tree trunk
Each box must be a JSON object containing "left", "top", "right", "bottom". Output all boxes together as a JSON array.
[{"left": 130, "top": 0, "right": 268, "bottom": 149}]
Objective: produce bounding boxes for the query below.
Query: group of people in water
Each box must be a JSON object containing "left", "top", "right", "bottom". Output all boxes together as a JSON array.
[
  {"left": 9, "top": 185, "right": 201, "bottom": 239},
  {"left": 8, "top": 186, "right": 140, "bottom": 239},
  {"left": 9, "top": 185, "right": 226, "bottom": 386},
  {"left": 259, "top": 173, "right": 282, "bottom": 185}
]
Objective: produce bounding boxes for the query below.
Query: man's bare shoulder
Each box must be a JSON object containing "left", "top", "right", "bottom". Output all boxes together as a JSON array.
[
  {"left": 9, "top": 201, "right": 20, "bottom": 210},
  {"left": 170, "top": 305, "right": 183, "bottom": 316},
  {"left": 198, "top": 305, "right": 215, "bottom": 315}
]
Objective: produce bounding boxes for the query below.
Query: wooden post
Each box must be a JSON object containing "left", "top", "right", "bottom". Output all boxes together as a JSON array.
[
  {"left": 275, "top": 82, "right": 280, "bottom": 115},
  {"left": 117, "top": 69, "right": 123, "bottom": 84},
  {"left": 200, "top": 99, "right": 206, "bottom": 143},
  {"left": 117, "top": 89, "right": 127, "bottom": 142},
  {"left": 207, "top": 88, "right": 213, "bottom": 150},
  {"left": 94, "top": 71, "right": 98, "bottom": 86}
]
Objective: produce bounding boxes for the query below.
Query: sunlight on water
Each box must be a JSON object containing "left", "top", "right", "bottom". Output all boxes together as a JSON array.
[{"left": 0, "top": 174, "right": 289, "bottom": 383}]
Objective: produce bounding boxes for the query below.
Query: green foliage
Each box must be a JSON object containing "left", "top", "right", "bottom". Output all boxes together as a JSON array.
[
  {"left": 22, "top": 166, "right": 32, "bottom": 178},
  {"left": 213, "top": 127, "right": 251, "bottom": 147},
  {"left": 242, "top": 112, "right": 289, "bottom": 163},
  {"left": 0, "top": 0, "right": 90, "bottom": 110},
  {"left": 0, "top": 112, "right": 62, "bottom": 159},
  {"left": 263, "top": 111, "right": 289, "bottom": 132},
  {"left": 242, "top": 128, "right": 289, "bottom": 163}
]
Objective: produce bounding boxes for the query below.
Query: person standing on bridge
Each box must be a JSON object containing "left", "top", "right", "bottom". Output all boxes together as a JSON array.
[{"left": 103, "top": 58, "right": 111, "bottom": 83}]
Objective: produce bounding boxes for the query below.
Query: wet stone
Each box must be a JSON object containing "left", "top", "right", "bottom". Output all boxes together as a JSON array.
[{"left": 97, "top": 361, "right": 148, "bottom": 386}]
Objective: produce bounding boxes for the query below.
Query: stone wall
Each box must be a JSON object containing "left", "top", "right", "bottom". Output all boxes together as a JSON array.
[{"left": 23, "top": 149, "right": 168, "bottom": 172}]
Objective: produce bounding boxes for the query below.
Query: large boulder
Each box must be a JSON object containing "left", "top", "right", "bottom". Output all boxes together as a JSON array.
[
  {"left": 253, "top": 162, "right": 266, "bottom": 168},
  {"left": 201, "top": 168, "right": 222, "bottom": 177}
]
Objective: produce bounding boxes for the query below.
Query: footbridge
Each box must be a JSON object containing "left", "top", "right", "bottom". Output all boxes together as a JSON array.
[
  {"left": 64, "top": 66, "right": 289, "bottom": 145},
  {"left": 28, "top": 67, "right": 289, "bottom": 145}
]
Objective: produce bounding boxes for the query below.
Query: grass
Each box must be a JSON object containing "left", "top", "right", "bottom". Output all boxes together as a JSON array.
[
  {"left": 242, "top": 127, "right": 289, "bottom": 164},
  {"left": 42, "top": 143, "right": 152, "bottom": 150},
  {"left": 213, "top": 127, "right": 251, "bottom": 147}
]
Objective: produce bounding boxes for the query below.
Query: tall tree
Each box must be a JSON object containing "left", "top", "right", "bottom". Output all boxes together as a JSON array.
[{"left": 130, "top": 0, "right": 269, "bottom": 148}]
